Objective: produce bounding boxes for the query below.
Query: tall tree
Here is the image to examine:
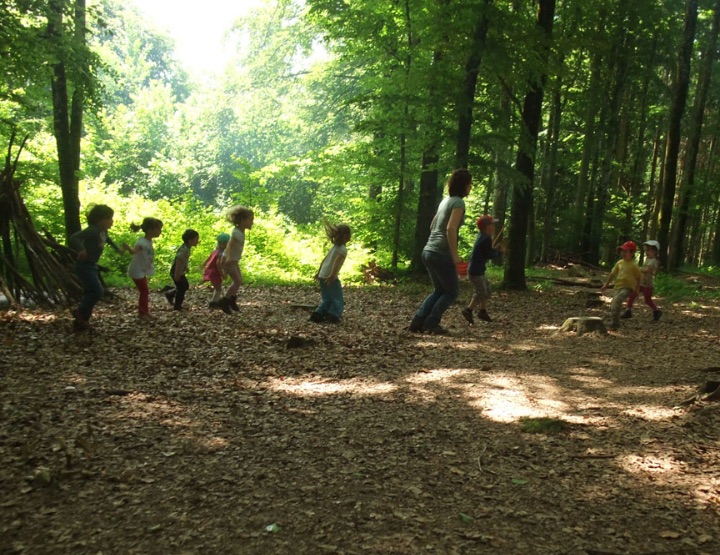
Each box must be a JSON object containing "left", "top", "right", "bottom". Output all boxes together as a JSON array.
[
  {"left": 658, "top": 0, "right": 698, "bottom": 270},
  {"left": 670, "top": 0, "right": 720, "bottom": 269},
  {"left": 454, "top": 0, "right": 492, "bottom": 169},
  {"left": 503, "top": 0, "right": 556, "bottom": 290},
  {"left": 47, "top": 0, "right": 88, "bottom": 239}
]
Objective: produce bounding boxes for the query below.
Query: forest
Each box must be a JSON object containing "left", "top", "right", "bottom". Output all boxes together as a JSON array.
[
  {"left": 2, "top": 1, "right": 720, "bottom": 554},
  {"left": 2, "top": 0, "right": 720, "bottom": 288}
]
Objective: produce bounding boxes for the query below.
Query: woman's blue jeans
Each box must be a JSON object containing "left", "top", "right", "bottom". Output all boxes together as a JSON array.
[
  {"left": 315, "top": 277, "right": 344, "bottom": 319},
  {"left": 415, "top": 250, "right": 459, "bottom": 329}
]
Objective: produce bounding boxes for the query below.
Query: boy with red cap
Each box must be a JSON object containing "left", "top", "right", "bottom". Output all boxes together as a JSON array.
[
  {"left": 601, "top": 241, "right": 642, "bottom": 330},
  {"left": 623, "top": 240, "right": 662, "bottom": 321},
  {"left": 461, "top": 215, "right": 504, "bottom": 325}
]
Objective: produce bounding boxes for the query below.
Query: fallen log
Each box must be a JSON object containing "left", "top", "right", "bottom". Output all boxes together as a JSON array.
[{"left": 527, "top": 276, "right": 603, "bottom": 289}]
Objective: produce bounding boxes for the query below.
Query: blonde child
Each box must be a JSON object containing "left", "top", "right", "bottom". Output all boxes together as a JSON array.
[
  {"left": 600, "top": 240, "right": 642, "bottom": 330},
  {"left": 310, "top": 223, "right": 351, "bottom": 324},
  {"left": 166, "top": 229, "right": 199, "bottom": 311},
  {"left": 623, "top": 240, "right": 662, "bottom": 321},
  {"left": 203, "top": 232, "right": 230, "bottom": 308},
  {"left": 218, "top": 206, "right": 254, "bottom": 315},
  {"left": 125, "top": 217, "right": 163, "bottom": 318},
  {"left": 69, "top": 204, "right": 122, "bottom": 330}
]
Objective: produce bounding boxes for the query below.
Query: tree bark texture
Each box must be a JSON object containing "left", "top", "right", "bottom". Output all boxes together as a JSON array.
[
  {"left": 503, "top": 0, "right": 555, "bottom": 290},
  {"left": 658, "top": 0, "right": 698, "bottom": 270},
  {"left": 670, "top": 0, "right": 719, "bottom": 269}
]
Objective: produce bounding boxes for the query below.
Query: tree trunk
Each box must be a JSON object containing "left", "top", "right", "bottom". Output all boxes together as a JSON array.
[
  {"left": 540, "top": 60, "right": 563, "bottom": 261},
  {"left": 573, "top": 49, "right": 602, "bottom": 252},
  {"left": 454, "top": 0, "right": 491, "bottom": 169},
  {"left": 414, "top": 150, "right": 440, "bottom": 269},
  {"left": 48, "top": 0, "right": 85, "bottom": 240},
  {"left": 392, "top": 0, "right": 413, "bottom": 269},
  {"left": 670, "top": 0, "right": 720, "bottom": 269},
  {"left": 587, "top": 9, "right": 634, "bottom": 265},
  {"left": 658, "top": 0, "right": 698, "bottom": 270},
  {"left": 492, "top": 93, "right": 512, "bottom": 228},
  {"left": 503, "top": 0, "right": 555, "bottom": 290}
]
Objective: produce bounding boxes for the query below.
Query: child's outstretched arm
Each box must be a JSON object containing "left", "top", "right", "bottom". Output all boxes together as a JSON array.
[{"left": 600, "top": 266, "right": 619, "bottom": 294}]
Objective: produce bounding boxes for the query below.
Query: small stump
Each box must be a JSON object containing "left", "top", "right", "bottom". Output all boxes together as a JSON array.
[{"left": 560, "top": 316, "right": 607, "bottom": 336}]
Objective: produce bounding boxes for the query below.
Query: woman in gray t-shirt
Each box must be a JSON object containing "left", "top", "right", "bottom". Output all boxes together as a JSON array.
[{"left": 409, "top": 169, "right": 472, "bottom": 334}]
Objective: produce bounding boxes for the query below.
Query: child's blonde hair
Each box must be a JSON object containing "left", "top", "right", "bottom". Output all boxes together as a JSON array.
[
  {"left": 227, "top": 205, "right": 254, "bottom": 225},
  {"left": 324, "top": 222, "right": 351, "bottom": 245}
]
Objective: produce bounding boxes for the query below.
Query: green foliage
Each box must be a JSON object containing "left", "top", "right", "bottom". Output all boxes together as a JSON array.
[{"left": 23, "top": 178, "right": 368, "bottom": 288}]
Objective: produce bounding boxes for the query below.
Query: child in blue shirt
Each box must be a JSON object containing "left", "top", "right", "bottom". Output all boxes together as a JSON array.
[{"left": 462, "top": 215, "right": 504, "bottom": 325}]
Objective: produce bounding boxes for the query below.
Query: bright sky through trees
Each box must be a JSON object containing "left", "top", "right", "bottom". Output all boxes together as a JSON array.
[{"left": 132, "top": 0, "right": 264, "bottom": 74}]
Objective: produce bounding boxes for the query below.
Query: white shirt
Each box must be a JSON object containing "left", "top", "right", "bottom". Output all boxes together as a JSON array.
[
  {"left": 127, "top": 237, "right": 155, "bottom": 279},
  {"left": 318, "top": 244, "right": 347, "bottom": 279},
  {"left": 224, "top": 227, "right": 245, "bottom": 262}
]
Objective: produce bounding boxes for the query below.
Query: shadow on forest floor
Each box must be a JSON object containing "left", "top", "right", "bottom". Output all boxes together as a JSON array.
[{"left": 1, "top": 278, "right": 719, "bottom": 554}]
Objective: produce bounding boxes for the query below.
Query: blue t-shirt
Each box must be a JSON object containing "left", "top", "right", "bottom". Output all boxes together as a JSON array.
[
  {"left": 423, "top": 196, "right": 465, "bottom": 256},
  {"left": 467, "top": 231, "right": 501, "bottom": 276}
]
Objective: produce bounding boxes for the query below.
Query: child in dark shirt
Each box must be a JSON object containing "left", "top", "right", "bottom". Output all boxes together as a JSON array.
[
  {"left": 68, "top": 204, "right": 122, "bottom": 330},
  {"left": 462, "top": 215, "right": 503, "bottom": 325}
]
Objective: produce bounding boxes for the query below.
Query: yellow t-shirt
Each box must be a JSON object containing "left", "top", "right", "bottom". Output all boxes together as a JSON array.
[{"left": 611, "top": 259, "right": 642, "bottom": 291}]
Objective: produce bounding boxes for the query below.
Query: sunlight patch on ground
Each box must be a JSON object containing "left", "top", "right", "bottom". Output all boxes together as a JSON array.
[
  {"left": 567, "top": 374, "right": 616, "bottom": 388},
  {"left": 189, "top": 435, "right": 229, "bottom": 450},
  {"left": 112, "top": 393, "right": 191, "bottom": 426},
  {"left": 405, "top": 368, "right": 475, "bottom": 384},
  {"left": 619, "top": 453, "right": 686, "bottom": 475},
  {"left": 266, "top": 377, "right": 396, "bottom": 397},
  {"left": 509, "top": 341, "right": 547, "bottom": 352},
  {"left": 536, "top": 324, "right": 560, "bottom": 331},
  {"left": 63, "top": 373, "right": 88, "bottom": 386},
  {"left": 461, "top": 375, "right": 573, "bottom": 423},
  {"left": 622, "top": 405, "right": 679, "bottom": 421}
]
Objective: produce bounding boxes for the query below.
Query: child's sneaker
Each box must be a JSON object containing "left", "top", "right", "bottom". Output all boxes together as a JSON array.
[
  {"left": 229, "top": 296, "right": 240, "bottom": 312},
  {"left": 477, "top": 310, "right": 492, "bottom": 322},
  {"left": 165, "top": 290, "right": 176, "bottom": 305},
  {"left": 461, "top": 307, "right": 474, "bottom": 325},
  {"left": 621, "top": 309, "right": 632, "bottom": 319},
  {"left": 325, "top": 314, "right": 340, "bottom": 324},
  {"left": 71, "top": 308, "right": 91, "bottom": 330},
  {"left": 653, "top": 309, "right": 662, "bottom": 321},
  {"left": 309, "top": 312, "right": 324, "bottom": 323},
  {"left": 218, "top": 298, "right": 233, "bottom": 315}
]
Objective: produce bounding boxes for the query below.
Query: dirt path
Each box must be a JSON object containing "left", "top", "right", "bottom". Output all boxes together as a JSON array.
[{"left": 1, "top": 280, "right": 719, "bottom": 555}]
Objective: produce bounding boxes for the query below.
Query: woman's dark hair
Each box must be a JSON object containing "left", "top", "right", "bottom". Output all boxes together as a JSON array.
[
  {"left": 86, "top": 204, "right": 114, "bottom": 225},
  {"left": 130, "top": 217, "right": 163, "bottom": 233},
  {"left": 447, "top": 168, "right": 472, "bottom": 198},
  {"left": 182, "top": 229, "right": 199, "bottom": 244}
]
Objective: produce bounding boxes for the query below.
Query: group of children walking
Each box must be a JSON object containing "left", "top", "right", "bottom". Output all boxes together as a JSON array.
[
  {"left": 69, "top": 204, "right": 350, "bottom": 331},
  {"left": 70, "top": 173, "right": 661, "bottom": 334}
]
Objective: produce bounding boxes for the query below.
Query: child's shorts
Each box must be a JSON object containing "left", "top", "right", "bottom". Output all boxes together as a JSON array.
[{"left": 469, "top": 274, "right": 491, "bottom": 302}]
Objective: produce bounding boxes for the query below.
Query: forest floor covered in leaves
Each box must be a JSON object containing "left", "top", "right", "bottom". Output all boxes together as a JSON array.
[{"left": 1, "top": 270, "right": 719, "bottom": 555}]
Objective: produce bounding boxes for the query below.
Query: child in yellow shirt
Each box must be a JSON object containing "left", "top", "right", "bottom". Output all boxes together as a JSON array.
[{"left": 601, "top": 241, "right": 642, "bottom": 330}]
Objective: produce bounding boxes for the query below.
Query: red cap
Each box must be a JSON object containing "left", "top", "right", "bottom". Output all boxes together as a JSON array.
[
  {"left": 618, "top": 241, "right": 637, "bottom": 252},
  {"left": 476, "top": 215, "right": 499, "bottom": 230}
]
